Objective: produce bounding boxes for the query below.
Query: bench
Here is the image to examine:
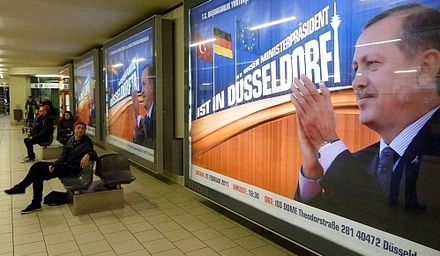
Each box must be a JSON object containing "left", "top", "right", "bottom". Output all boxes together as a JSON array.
[
  {"left": 36, "top": 133, "right": 63, "bottom": 160},
  {"left": 59, "top": 161, "right": 95, "bottom": 194},
  {"left": 61, "top": 154, "right": 135, "bottom": 216},
  {"left": 38, "top": 133, "right": 53, "bottom": 147},
  {"left": 95, "top": 154, "right": 136, "bottom": 189}
]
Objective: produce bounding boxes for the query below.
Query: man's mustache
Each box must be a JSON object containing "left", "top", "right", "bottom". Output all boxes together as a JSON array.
[{"left": 354, "top": 88, "right": 377, "bottom": 99}]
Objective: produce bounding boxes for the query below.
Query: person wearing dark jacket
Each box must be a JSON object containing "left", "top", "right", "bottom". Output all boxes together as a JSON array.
[
  {"left": 291, "top": 4, "right": 440, "bottom": 249},
  {"left": 24, "top": 96, "right": 38, "bottom": 123},
  {"left": 131, "top": 64, "right": 156, "bottom": 147},
  {"left": 57, "top": 111, "right": 76, "bottom": 145},
  {"left": 5, "top": 121, "right": 98, "bottom": 214},
  {"left": 41, "top": 96, "right": 53, "bottom": 112},
  {"left": 22, "top": 105, "right": 54, "bottom": 163}
]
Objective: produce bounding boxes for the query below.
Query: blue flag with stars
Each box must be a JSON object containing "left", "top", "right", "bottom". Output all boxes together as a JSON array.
[{"left": 236, "top": 20, "right": 259, "bottom": 55}]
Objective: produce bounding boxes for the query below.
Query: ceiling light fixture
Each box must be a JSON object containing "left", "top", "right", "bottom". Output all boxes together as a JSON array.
[{"left": 35, "top": 74, "right": 69, "bottom": 78}]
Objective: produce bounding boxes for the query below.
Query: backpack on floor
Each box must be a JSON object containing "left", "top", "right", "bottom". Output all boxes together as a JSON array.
[{"left": 43, "top": 191, "right": 67, "bottom": 206}]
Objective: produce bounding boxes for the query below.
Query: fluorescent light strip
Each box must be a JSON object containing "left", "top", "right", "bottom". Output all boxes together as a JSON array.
[
  {"left": 354, "top": 38, "right": 402, "bottom": 48},
  {"left": 394, "top": 69, "right": 417, "bottom": 74},
  {"left": 35, "top": 74, "right": 62, "bottom": 77},
  {"left": 33, "top": 74, "right": 70, "bottom": 78},
  {"left": 250, "top": 16, "right": 296, "bottom": 31},
  {"left": 133, "top": 58, "right": 145, "bottom": 63},
  {"left": 190, "top": 38, "right": 216, "bottom": 48},
  {"left": 112, "top": 63, "right": 123, "bottom": 68}
]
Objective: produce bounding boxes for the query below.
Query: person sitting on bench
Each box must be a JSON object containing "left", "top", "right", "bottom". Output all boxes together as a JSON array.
[
  {"left": 4, "top": 121, "right": 98, "bottom": 214},
  {"left": 57, "top": 111, "right": 76, "bottom": 145},
  {"left": 22, "top": 105, "right": 54, "bottom": 163}
]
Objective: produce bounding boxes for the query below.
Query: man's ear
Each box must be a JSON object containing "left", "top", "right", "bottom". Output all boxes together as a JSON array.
[{"left": 418, "top": 49, "right": 440, "bottom": 85}]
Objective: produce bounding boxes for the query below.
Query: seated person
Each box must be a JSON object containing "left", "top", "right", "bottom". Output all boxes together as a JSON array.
[
  {"left": 4, "top": 121, "right": 98, "bottom": 214},
  {"left": 42, "top": 96, "right": 60, "bottom": 124},
  {"left": 57, "top": 111, "right": 76, "bottom": 145},
  {"left": 22, "top": 105, "right": 54, "bottom": 163}
]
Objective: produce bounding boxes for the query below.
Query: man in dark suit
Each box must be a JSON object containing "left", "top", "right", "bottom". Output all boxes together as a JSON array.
[
  {"left": 131, "top": 64, "right": 156, "bottom": 147},
  {"left": 290, "top": 3, "right": 440, "bottom": 249}
]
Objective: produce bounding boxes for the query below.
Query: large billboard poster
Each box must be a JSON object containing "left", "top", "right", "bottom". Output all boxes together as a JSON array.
[
  {"left": 187, "top": 0, "right": 440, "bottom": 255},
  {"left": 104, "top": 26, "right": 156, "bottom": 163},
  {"left": 74, "top": 55, "right": 96, "bottom": 136}
]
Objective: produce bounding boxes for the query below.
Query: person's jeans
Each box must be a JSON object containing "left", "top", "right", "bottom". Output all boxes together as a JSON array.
[
  {"left": 24, "top": 138, "right": 37, "bottom": 160},
  {"left": 17, "top": 162, "right": 56, "bottom": 206},
  {"left": 24, "top": 136, "right": 49, "bottom": 160}
]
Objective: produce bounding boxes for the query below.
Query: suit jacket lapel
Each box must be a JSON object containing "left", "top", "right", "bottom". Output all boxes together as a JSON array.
[{"left": 393, "top": 108, "right": 440, "bottom": 207}]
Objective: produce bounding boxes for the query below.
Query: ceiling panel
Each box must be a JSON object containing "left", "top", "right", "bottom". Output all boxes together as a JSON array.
[{"left": 0, "top": 0, "right": 182, "bottom": 81}]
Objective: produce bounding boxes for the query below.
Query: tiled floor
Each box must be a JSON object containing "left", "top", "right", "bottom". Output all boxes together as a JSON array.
[{"left": 0, "top": 115, "right": 315, "bottom": 256}]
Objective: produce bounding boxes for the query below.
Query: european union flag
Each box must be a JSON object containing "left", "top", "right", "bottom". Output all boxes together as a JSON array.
[{"left": 236, "top": 20, "right": 259, "bottom": 55}]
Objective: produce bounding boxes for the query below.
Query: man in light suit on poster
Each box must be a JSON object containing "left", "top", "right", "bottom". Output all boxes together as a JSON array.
[
  {"left": 291, "top": 3, "right": 440, "bottom": 249},
  {"left": 131, "top": 64, "right": 156, "bottom": 147}
]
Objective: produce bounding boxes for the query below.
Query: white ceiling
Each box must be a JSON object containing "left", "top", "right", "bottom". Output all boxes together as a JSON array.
[{"left": 0, "top": 0, "right": 182, "bottom": 83}]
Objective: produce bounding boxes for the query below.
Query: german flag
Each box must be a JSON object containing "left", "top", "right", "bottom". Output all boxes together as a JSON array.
[{"left": 213, "top": 27, "right": 233, "bottom": 59}]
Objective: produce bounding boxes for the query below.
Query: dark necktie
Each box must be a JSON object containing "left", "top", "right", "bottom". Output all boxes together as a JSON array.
[
  {"left": 145, "top": 116, "right": 152, "bottom": 138},
  {"left": 377, "top": 146, "right": 395, "bottom": 192}
]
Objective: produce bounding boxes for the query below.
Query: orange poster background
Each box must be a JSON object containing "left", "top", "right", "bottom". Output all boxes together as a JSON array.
[
  {"left": 77, "top": 96, "right": 92, "bottom": 125},
  {"left": 108, "top": 94, "right": 146, "bottom": 141},
  {"left": 191, "top": 88, "right": 379, "bottom": 198}
]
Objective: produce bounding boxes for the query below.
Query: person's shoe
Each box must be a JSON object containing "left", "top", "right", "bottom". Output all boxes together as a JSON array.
[
  {"left": 4, "top": 185, "right": 25, "bottom": 195},
  {"left": 20, "top": 204, "right": 41, "bottom": 214},
  {"left": 21, "top": 157, "right": 34, "bottom": 163}
]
